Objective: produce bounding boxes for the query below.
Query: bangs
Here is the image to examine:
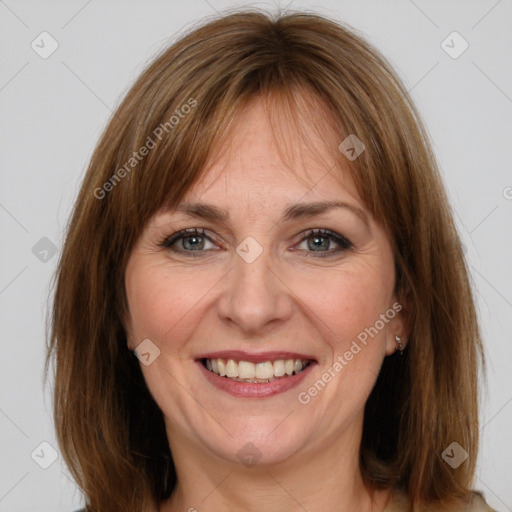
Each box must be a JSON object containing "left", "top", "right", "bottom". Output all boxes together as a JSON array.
[{"left": 119, "top": 78, "right": 358, "bottom": 239}]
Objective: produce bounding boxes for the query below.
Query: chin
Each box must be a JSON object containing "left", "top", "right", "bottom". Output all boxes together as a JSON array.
[{"left": 206, "top": 428, "right": 308, "bottom": 468}]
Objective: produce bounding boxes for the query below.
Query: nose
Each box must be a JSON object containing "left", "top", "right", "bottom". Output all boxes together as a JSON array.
[{"left": 216, "top": 245, "right": 294, "bottom": 336}]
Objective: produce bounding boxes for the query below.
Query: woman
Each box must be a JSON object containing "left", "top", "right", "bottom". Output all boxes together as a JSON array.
[{"left": 46, "top": 9, "right": 497, "bottom": 512}]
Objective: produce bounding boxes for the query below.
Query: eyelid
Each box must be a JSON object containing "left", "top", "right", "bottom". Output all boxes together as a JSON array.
[
  {"left": 292, "top": 228, "right": 353, "bottom": 256},
  {"left": 160, "top": 228, "right": 220, "bottom": 249},
  {"left": 160, "top": 227, "right": 353, "bottom": 257}
]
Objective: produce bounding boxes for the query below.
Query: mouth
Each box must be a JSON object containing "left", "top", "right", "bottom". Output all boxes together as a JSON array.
[
  {"left": 195, "top": 351, "right": 317, "bottom": 398},
  {"left": 200, "top": 357, "right": 312, "bottom": 383}
]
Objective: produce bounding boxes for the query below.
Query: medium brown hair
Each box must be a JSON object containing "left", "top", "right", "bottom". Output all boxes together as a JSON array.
[{"left": 45, "top": 8, "right": 485, "bottom": 512}]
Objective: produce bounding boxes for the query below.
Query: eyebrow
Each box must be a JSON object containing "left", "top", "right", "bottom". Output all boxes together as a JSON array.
[{"left": 174, "top": 200, "right": 370, "bottom": 229}]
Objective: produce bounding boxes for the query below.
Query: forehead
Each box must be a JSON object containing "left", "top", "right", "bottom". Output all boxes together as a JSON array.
[{"left": 183, "top": 95, "right": 362, "bottom": 210}]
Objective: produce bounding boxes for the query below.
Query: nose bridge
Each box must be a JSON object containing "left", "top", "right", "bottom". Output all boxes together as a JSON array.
[{"left": 217, "top": 240, "right": 293, "bottom": 333}]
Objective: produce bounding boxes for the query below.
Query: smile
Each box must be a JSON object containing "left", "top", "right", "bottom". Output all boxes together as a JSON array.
[
  {"left": 202, "top": 358, "right": 311, "bottom": 383},
  {"left": 195, "top": 351, "right": 317, "bottom": 398}
]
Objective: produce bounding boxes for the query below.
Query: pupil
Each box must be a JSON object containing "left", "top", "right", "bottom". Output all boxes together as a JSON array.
[
  {"left": 181, "top": 233, "right": 330, "bottom": 252},
  {"left": 309, "top": 235, "right": 328, "bottom": 251},
  {"left": 184, "top": 235, "right": 204, "bottom": 250}
]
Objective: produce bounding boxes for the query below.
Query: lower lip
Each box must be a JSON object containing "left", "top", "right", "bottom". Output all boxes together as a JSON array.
[{"left": 196, "top": 360, "right": 316, "bottom": 398}]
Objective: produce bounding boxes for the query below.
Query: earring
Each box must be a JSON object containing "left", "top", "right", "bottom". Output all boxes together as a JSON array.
[{"left": 395, "top": 335, "right": 405, "bottom": 355}]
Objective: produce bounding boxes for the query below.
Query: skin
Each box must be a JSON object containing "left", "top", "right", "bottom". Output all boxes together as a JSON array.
[{"left": 124, "top": 96, "right": 409, "bottom": 512}]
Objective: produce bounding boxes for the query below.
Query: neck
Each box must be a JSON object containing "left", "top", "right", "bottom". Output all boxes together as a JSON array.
[{"left": 160, "top": 417, "right": 391, "bottom": 512}]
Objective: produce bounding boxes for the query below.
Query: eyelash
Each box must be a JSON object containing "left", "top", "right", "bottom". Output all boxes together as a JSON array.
[{"left": 159, "top": 228, "right": 353, "bottom": 258}]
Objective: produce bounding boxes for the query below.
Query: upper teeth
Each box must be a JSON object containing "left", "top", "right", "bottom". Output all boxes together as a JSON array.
[{"left": 205, "top": 358, "right": 308, "bottom": 379}]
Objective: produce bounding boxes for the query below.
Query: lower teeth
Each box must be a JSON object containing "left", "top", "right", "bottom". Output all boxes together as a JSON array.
[
  {"left": 208, "top": 368, "right": 306, "bottom": 383},
  {"left": 229, "top": 376, "right": 279, "bottom": 383}
]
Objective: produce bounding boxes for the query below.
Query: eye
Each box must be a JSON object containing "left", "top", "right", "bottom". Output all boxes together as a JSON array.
[
  {"left": 294, "top": 229, "right": 353, "bottom": 258},
  {"left": 160, "top": 228, "right": 218, "bottom": 257},
  {"left": 160, "top": 227, "right": 353, "bottom": 259}
]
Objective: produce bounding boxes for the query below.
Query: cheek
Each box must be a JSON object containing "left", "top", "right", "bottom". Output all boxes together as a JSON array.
[
  {"left": 125, "top": 260, "right": 225, "bottom": 354},
  {"left": 299, "top": 271, "right": 393, "bottom": 409},
  {"left": 292, "top": 265, "right": 393, "bottom": 352}
]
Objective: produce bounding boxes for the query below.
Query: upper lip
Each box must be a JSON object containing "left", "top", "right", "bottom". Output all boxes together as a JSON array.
[{"left": 195, "top": 350, "right": 317, "bottom": 364}]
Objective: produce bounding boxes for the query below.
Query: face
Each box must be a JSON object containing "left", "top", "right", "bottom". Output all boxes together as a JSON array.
[{"left": 124, "top": 96, "right": 406, "bottom": 468}]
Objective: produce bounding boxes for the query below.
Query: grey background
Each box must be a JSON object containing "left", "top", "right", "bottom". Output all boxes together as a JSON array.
[{"left": 0, "top": 1, "right": 511, "bottom": 511}]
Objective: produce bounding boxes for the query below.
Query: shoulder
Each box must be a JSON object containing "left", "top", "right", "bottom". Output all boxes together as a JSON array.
[
  {"left": 384, "top": 487, "right": 498, "bottom": 512},
  {"left": 464, "top": 491, "right": 498, "bottom": 512}
]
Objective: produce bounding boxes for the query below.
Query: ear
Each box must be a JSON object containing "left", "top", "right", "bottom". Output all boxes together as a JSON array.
[
  {"left": 122, "top": 306, "right": 136, "bottom": 351},
  {"left": 384, "top": 298, "right": 411, "bottom": 356},
  {"left": 126, "top": 332, "right": 135, "bottom": 351}
]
